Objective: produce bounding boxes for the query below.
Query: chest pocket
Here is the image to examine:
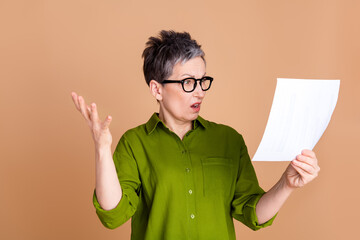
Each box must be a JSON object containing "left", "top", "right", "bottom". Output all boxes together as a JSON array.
[{"left": 201, "top": 157, "right": 235, "bottom": 199}]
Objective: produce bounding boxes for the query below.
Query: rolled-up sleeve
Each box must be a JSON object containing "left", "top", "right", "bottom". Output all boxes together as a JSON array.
[
  {"left": 92, "top": 134, "right": 141, "bottom": 229},
  {"left": 231, "top": 135, "right": 276, "bottom": 230}
]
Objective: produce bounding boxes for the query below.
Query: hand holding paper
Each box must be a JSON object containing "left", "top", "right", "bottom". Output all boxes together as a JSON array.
[
  {"left": 253, "top": 78, "right": 336, "bottom": 224},
  {"left": 284, "top": 149, "right": 320, "bottom": 188}
]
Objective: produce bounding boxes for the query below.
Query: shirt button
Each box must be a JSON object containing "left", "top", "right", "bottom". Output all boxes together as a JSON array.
[
  {"left": 190, "top": 214, "right": 195, "bottom": 219},
  {"left": 188, "top": 189, "right": 193, "bottom": 194},
  {"left": 185, "top": 168, "right": 191, "bottom": 172}
]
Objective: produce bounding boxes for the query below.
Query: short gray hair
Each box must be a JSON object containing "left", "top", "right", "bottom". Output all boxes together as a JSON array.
[{"left": 142, "top": 30, "right": 205, "bottom": 85}]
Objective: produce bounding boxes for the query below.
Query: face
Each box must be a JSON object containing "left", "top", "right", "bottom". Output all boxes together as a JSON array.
[{"left": 151, "top": 56, "right": 207, "bottom": 125}]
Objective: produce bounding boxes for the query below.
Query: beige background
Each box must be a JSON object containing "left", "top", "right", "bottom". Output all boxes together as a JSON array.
[{"left": 1, "top": 0, "right": 359, "bottom": 239}]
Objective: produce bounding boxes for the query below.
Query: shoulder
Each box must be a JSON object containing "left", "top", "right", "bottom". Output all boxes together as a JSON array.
[
  {"left": 121, "top": 123, "right": 147, "bottom": 142},
  {"left": 113, "top": 123, "right": 147, "bottom": 152}
]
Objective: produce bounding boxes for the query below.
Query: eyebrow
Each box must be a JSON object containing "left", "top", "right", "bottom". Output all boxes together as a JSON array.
[{"left": 180, "top": 72, "right": 207, "bottom": 78}]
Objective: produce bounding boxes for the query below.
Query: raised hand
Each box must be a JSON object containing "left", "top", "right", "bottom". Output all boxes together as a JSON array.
[
  {"left": 71, "top": 92, "right": 113, "bottom": 148},
  {"left": 284, "top": 149, "right": 320, "bottom": 188}
]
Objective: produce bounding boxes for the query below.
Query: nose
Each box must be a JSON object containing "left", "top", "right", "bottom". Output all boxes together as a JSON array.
[{"left": 193, "top": 81, "right": 205, "bottom": 98}]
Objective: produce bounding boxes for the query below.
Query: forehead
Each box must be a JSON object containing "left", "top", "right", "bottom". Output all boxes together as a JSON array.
[{"left": 171, "top": 56, "right": 206, "bottom": 78}]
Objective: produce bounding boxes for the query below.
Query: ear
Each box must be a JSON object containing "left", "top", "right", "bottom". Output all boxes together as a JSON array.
[{"left": 149, "top": 80, "right": 163, "bottom": 101}]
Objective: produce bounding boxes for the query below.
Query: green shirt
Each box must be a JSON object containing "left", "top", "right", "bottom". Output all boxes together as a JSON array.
[{"left": 93, "top": 113, "right": 276, "bottom": 239}]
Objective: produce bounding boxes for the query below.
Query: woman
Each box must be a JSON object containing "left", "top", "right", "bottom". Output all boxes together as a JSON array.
[{"left": 71, "top": 30, "right": 320, "bottom": 239}]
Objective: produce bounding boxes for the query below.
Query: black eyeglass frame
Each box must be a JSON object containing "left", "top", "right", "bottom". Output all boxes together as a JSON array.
[{"left": 161, "top": 76, "right": 214, "bottom": 93}]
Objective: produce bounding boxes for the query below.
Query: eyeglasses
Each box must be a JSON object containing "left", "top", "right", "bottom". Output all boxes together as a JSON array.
[{"left": 162, "top": 76, "right": 213, "bottom": 93}]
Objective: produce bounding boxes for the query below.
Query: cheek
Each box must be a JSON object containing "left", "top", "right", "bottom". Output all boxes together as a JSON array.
[{"left": 163, "top": 91, "right": 190, "bottom": 111}]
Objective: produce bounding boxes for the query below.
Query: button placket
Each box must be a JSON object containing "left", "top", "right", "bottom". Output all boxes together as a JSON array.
[
  {"left": 182, "top": 132, "right": 198, "bottom": 238},
  {"left": 179, "top": 135, "right": 197, "bottom": 240}
]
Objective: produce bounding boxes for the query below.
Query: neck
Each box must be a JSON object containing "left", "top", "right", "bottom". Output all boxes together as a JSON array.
[{"left": 158, "top": 110, "right": 193, "bottom": 140}]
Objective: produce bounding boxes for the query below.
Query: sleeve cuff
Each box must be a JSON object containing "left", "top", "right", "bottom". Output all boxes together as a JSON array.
[
  {"left": 92, "top": 189, "right": 137, "bottom": 229},
  {"left": 242, "top": 193, "right": 277, "bottom": 231}
]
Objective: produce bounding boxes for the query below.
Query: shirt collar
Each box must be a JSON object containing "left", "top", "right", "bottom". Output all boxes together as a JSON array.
[{"left": 145, "top": 112, "right": 208, "bottom": 135}]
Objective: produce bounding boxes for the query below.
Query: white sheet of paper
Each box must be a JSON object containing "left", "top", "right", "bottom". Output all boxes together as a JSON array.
[{"left": 252, "top": 78, "right": 340, "bottom": 161}]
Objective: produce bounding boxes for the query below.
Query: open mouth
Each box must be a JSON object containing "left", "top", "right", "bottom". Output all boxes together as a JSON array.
[
  {"left": 191, "top": 102, "right": 201, "bottom": 111},
  {"left": 191, "top": 103, "right": 200, "bottom": 108}
]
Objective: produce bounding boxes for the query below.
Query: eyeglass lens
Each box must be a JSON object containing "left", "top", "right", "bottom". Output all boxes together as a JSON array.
[{"left": 183, "top": 78, "right": 211, "bottom": 92}]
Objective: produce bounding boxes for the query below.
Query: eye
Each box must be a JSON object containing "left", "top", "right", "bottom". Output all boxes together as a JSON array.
[{"left": 183, "top": 79, "right": 193, "bottom": 85}]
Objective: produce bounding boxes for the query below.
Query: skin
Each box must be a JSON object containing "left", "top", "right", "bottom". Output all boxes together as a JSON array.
[
  {"left": 149, "top": 56, "right": 206, "bottom": 140},
  {"left": 70, "top": 55, "right": 320, "bottom": 221},
  {"left": 71, "top": 92, "right": 121, "bottom": 210}
]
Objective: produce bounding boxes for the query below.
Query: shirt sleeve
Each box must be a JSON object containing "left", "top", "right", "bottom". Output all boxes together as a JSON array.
[
  {"left": 231, "top": 134, "right": 276, "bottom": 231},
  {"left": 92, "top": 134, "right": 141, "bottom": 229}
]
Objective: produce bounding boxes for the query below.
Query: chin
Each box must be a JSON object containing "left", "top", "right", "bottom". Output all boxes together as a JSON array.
[{"left": 188, "top": 112, "right": 199, "bottom": 120}]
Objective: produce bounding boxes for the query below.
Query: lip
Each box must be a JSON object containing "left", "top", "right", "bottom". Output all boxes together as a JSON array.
[
  {"left": 190, "top": 102, "right": 202, "bottom": 112},
  {"left": 190, "top": 102, "right": 202, "bottom": 107}
]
